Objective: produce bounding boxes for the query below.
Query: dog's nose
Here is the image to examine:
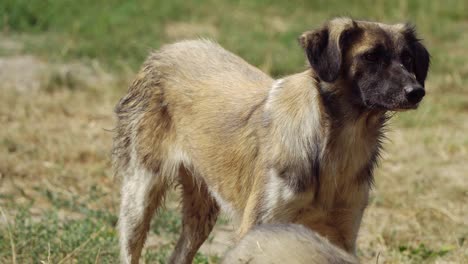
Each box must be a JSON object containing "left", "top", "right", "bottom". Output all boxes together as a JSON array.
[{"left": 404, "top": 85, "right": 425, "bottom": 104}]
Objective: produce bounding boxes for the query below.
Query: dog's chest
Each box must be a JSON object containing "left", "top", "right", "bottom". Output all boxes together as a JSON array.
[
  {"left": 317, "top": 122, "right": 376, "bottom": 207},
  {"left": 262, "top": 122, "right": 377, "bottom": 221}
]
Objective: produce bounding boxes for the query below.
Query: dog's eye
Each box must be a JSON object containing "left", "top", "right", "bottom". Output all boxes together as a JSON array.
[
  {"left": 402, "top": 55, "right": 413, "bottom": 69},
  {"left": 363, "top": 52, "right": 379, "bottom": 62}
]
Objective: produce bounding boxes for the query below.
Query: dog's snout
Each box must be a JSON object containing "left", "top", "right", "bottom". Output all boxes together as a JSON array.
[{"left": 404, "top": 85, "right": 425, "bottom": 104}]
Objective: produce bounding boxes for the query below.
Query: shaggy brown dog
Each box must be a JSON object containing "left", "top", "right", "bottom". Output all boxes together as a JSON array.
[{"left": 113, "top": 17, "right": 429, "bottom": 263}]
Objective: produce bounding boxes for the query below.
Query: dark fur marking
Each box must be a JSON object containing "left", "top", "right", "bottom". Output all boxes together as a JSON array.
[
  {"left": 402, "top": 24, "right": 431, "bottom": 86},
  {"left": 277, "top": 139, "right": 321, "bottom": 193},
  {"left": 317, "top": 78, "right": 389, "bottom": 187},
  {"left": 301, "top": 22, "right": 361, "bottom": 83},
  {"left": 244, "top": 97, "right": 268, "bottom": 124},
  {"left": 222, "top": 96, "right": 268, "bottom": 136},
  {"left": 359, "top": 113, "right": 389, "bottom": 185}
]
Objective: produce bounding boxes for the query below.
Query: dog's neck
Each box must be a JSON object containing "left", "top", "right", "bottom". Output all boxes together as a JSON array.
[
  {"left": 263, "top": 70, "right": 388, "bottom": 191},
  {"left": 312, "top": 71, "right": 388, "bottom": 186},
  {"left": 265, "top": 69, "right": 388, "bottom": 133}
]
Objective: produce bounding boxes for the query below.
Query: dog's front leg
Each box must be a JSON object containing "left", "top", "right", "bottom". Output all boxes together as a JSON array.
[
  {"left": 236, "top": 192, "right": 262, "bottom": 239},
  {"left": 294, "top": 186, "right": 370, "bottom": 254},
  {"left": 235, "top": 171, "right": 269, "bottom": 239},
  {"left": 236, "top": 168, "right": 314, "bottom": 239}
]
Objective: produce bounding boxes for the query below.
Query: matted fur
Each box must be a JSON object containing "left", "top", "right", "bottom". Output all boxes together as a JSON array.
[
  {"left": 113, "top": 17, "right": 429, "bottom": 263},
  {"left": 223, "top": 224, "right": 358, "bottom": 264}
]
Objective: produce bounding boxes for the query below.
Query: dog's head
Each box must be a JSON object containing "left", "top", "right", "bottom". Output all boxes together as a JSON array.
[{"left": 300, "top": 18, "right": 430, "bottom": 111}]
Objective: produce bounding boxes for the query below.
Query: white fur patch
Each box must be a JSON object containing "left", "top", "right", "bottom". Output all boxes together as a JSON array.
[
  {"left": 119, "top": 161, "right": 158, "bottom": 263},
  {"left": 265, "top": 79, "right": 284, "bottom": 110},
  {"left": 266, "top": 169, "right": 295, "bottom": 204},
  {"left": 269, "top": 85, "right": 323, "bottom": 163},
  {"left": 262, "top": 169, "right": 313, "bottom": 222},
  {"left": 164, "top": 145, "right": 192, "bottom": 180},
  {"left": 208, "top": 187, "right": 238, "bottom": 220}
]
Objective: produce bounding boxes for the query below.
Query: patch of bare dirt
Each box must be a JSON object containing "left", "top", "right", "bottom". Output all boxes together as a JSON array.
[
  {"left": 0, "top": 36, "right": 24, "bottom": 53},
  {"left": 0, "top": 55, "right": 115, "bottom": 92},
  {"left": 0, "top": 56, "right": 47, "bottom": 92}
]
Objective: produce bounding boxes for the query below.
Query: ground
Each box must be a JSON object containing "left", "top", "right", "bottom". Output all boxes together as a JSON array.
[{"left": 0, "top": 1, "right": 467, "bottom": 263}]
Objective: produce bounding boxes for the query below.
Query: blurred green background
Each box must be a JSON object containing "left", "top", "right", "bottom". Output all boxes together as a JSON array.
[{"left": 1, "top": 0, "right": 466, "bottom": 76}]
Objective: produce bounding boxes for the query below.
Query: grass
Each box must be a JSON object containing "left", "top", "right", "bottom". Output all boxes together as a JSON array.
[
  {"left": 0, "top": 194, "right": 118, "bottom": 263},
  {"left": 1, "top": 0, "right": 467, "bottom": 75},
  {"left": 0, "top": 187, "right": 218, "bottom": 263},
  {"left": 0, "top": 0, "right": 467, "bottom": 263}
]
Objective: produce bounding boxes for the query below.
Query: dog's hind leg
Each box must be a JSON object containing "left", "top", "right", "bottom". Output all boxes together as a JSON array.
[
  {"left": 118, "top": 166, "right": 168, "bottom": 264},
  {"left": 114, "top": 59, "right": 176, "bottom": 263},
  {"left": 168, "top": 169, "right": 220, "bottom": 264}
]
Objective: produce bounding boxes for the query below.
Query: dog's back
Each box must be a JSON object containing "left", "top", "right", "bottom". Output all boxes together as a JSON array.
[
  {"left": 113, "top": 39, "right": 273, "bottom": 181},
  {"left": 144, "top": 39, "right": 273, "bottom": 114},
  {"left": 223, "top": 224, "right": 358, "bottom": 264}
]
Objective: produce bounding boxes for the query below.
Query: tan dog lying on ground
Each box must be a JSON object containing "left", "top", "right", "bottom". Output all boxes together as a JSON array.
[
  {"left": 223, "top": 224, "right": 358, "bottom": 264},
  {"left": 112, "top": 17, "right": 429, "bottom": 263}
]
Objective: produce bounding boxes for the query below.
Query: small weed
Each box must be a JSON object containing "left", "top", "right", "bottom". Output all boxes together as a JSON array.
[
  {"left": 151, "top": 209, "right": 182, "bottom": 236},
  {"left": 398, "top": 243, "right": 451, "bottom": 261},
  {"left": 1, "top": 137, "right": 18, "bottom": 153},
  {"left": 142, "top": 244, "right": 172, "bottom": 264},
  {"left": 194, "top": 252, "right": 220, "bottom": 264},
  {"left": 217, "top": 215, "right": 230, "bottom": 226}
]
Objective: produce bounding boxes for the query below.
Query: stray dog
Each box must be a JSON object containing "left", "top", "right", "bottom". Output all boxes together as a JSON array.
[
  {"left": 222, "top": 224, "right": 358, "bottom": 264},
  {"left": 113, "top": 17, "right": 429, "bottom": 263}
]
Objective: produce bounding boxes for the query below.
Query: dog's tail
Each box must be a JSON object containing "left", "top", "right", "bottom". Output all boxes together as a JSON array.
[
  {"left": 222, "top": 224, "right": 359, "bottom": 264},
  {"left": 112, "top": 50, "right": 181, "bottom": 181}
]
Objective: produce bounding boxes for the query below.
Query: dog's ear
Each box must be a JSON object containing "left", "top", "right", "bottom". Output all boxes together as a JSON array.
[
  {"left": 403, "top": 24, "right": 430, "bottom": 87},
  {"left": 299, "top": 18, "right": 360, "bottom": 82}
]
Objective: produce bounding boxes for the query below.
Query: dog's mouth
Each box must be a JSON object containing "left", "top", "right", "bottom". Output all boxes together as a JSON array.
[
  {"left": 364, "top": 100, "right": 421, "bottom": 112},
  {"left": 391, "top": 103, "right": 420, "bottom": 112}
]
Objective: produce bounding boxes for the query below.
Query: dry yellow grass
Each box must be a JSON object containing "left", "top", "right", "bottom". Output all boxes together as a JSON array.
[
  {"left": 0, "top": 62, "right": 120, "bottom": 213},
  {"left": 1, "top": 52, "right": 466, "bottom": 263}
]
